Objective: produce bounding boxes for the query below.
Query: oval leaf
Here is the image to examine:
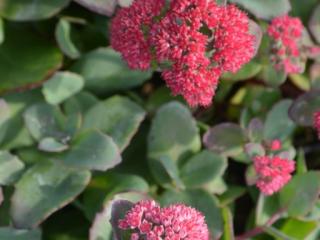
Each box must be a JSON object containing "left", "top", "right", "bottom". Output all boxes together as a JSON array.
[
  {"left": 74, "top": 0, "right": 117, "bottom": 16},
  {"left": 289, "top": 90, "right": 320, "bottom": 126},
  {"left": 203, "top": 123, "right": 246, "bottom": 157},
  {"left": 0, "top": 151, "right": 24, "bottom": 185},
  {"left": 71, "top": 48, "right": 152, "bottom": 94},
  {"left": 229, "top": 0, "right": 291, "bottom": 20},
  {"left": 263, "top": 100, "right": 295, "bottom": 141},
  {"left": 42, "top": 71, "right": 84, "bottom": 105},
  {"left": 0, "top": 227, "right": 41, "bottom": 240},
  {"left": 58, "top": 130, "right": 122, "bottom": 171},
  {"left": 10, "top": 160, "right": 91, "bottom": 228},
  {"left": 55, "top": 19, "right": 81, "bottom": 59},
  {"left": 0, "top": 0, "right": 70, "bottom": 21},
  {"left": 180, "top": 150, "right": 227, "bottom": 188},
  {"left": 83, "top": 95, "right": 146, "bottom": 151}
]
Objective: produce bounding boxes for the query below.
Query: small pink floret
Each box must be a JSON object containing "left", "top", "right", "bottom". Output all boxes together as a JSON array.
[
  {"left": 118, "top": 200, "right": 209, "bottom": 240},
  {"left": 254, "top": 155, "right": 295, "bottom": 195},
  {"left": 267, "top": 15, "right": 303, "bottom": 74}
]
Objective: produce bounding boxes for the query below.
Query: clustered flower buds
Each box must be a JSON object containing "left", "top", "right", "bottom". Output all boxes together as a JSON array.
[
  {"left": 253, "top": 155, "right": 295, "bottom": 195},
  {"left": 118, "top": 200, "right": 209, "bottom": 240},
  {"left": 111, "top": 0, "right": 255, "bottom": 107},
  {"left": 267, "top": 15, "right": 304, "bottom": 74},
  {"left": 314, "top": 111, "right": 320, "bottom": 139}
]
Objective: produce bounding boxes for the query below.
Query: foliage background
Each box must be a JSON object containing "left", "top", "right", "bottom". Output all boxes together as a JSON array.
[{"left": 0, "top": 0, "right": 320, "bottom": 239}]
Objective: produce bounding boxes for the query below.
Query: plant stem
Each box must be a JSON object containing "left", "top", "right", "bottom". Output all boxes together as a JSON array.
[{"left": 235, "top": 209, "right": 285, "bottom": 240}]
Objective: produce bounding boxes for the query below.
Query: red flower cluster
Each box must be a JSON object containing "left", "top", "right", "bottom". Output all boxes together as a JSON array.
[
  {"left": 314, "top": 111, "right": 320, "bottom": 139},
  {"left": 111, "top": 0, "right": 255, "bottom": 106},
  {"left": 253, "top": 155, "right": 295, "bottom": 195},
  {"left": 269, "top": 139, "right": 282, "bottom": 151},
  {"left": 118, "top": 200, "right": 209, "bottom": 240},
  {"left": 267, "top": 15, "right": 304, "bottom": 74}
]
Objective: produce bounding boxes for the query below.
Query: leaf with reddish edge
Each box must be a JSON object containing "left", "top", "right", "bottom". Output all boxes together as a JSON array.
[
  {"left": 90, "top": 191, "right": 148, "bottom": 240},
  {"left": 289, "top": 90, "right": 320, "bottom": 126},
  {"left": 0, "top": 188, "right": 3, "bottom": 207},
  {"left": 110, "top": 200, "right": 134, "bottom": 240},
  {"left": 309, "top": 4, "right": 320, "bottom": 44},
  {"left": 0, "top": 24, "right": 62, "bottom": 94},
  {"left": 203, "top": 123, "right": 246, "bottom": 157},
  {"left": 74, "top": 0, "right": 117, "bottom": 17},
  {"left": 10, "top": 160, "right": 91, "bottom": 229}
]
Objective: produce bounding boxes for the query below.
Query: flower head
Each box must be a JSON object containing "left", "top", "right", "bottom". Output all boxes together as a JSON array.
[
  {"left": 118, "top": 200, "right": 209, "bottom": 240},
  {"left": 111, "top": 0, "right": 255, "bottom": 107},
  {"left": 267, "top": 15, "right": 304, "bottom": 74},
  {"left": 314, "top": 111, "right": 320, "bottom": 139},
  {"left": 212, "top": 4, "right": 255, "bottom": 73},
  {"left": 110, "top": 0, "right": 165, "bottom": 70},
  {"left": 254, "top": 155, "right": 295, "bottom": 195}
]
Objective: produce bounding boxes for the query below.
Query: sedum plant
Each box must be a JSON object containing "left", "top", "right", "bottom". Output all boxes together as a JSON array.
[{"left": 0, "top": 0, "right": 319, "bottom": 240}]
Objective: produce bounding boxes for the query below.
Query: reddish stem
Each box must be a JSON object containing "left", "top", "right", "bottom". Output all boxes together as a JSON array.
[{"left": 235, "top": 209, "right": 285, "bottom": 240}]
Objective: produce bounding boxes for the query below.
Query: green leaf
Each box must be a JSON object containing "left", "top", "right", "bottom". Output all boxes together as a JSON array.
[
  {"left": 0, "top": 151, "right": 24, "bottom": 185},
  {"left": 296, "top": 149, "right": 308, "bottom": 174},
  {"left": 160, "top": 189, "right": 223, "bottom": 239},
  {"left": 0, "top": 25, "right": 62, "bottom": 94},
  {"left": 1, "top": 90, "right": 42, "bottom": 149},
  {"left": 263, "top": 100, "right": 295, "bottom": 141},
  {"left": 42, "top": 72, "right": 84, "bottom": 105},
  {"left": 244, "top": 143, "right": 265, "bottom": 158},
  {"left": 280, "top": 219, "right": 318, "bottom": 239},
  {"left": 0, "top": 18, "right": 4, "bottom": 45},
  {"left": 0, "top": 0, "right": 70, "bottom": 21},
  {"left": 82, "top": 173, "right": 149, "bottom": 219},
  {"left": 289, "top": 74, "right": 311, "bottom": 91},
  {"left": 255, "top": 193, "right": 280, "bottom": 225},
  {"left": 0, "top": 187, "right": 3, "bottom": 206},
  {"left": 89, "top": 207, "right": 112, "bottom": 240},
  {"left": 247, "top": 118, "right": 264, "bottom": 142},
  {"left": 292, "top": 0, "right": 318, "bottom": 24},
  {"left": 203, "top": 123, "right": 246, "bottom": 157},
  {"left": 222, "top": 207, "right": 235, "bottom": 240},
  {"left": 55, "top": 19, "right": 80, "bottom": 59},
  {"left": 261, "top": 64, "right": 287, "bottom": 87},
  {"left": 280, "top": 171, "right": 320, "bottom": 217},
  {"left": 71, "top": 48, "right": 152, "bottom": 94},
  {"left": 83, "top": 95, "right": 146, "bottom": 151},
  {"left": 180, "top": 150, "right": 227, "bottom": 188},
  {"left": 110, "top": 200, "right": 134, "bottom": 240},
  {"left": 38, "top": 137, "right": 69, "bottom": 153},
  {"left": 0, "top": 227, "right": 41, "bottom": 240},
  {"left": 63, "top": 91, "right": 99, "bottom": 116},
  {"left": 229, "top": 0, "right": 291, "bottom": 20},
  {"left": 222, "top": 61, "right": 262, "bottom": 81},
  {"left": 263, "top": 226, "right": 293, "bottom": 240},
  {"left": 219, "top": 186, "right": 246, "bottom": 206},
  {"left": 10, "top": 160, "right": 91, "bottom": 228},
  {"left": 0, "top": 99, "right": 11, "bottom": 145},
  {"left": 309, "top": 4, "right": 320, "bottom": 43},
  {"left": 289, "top": 90, "right": 320, "bottom": 126},
  {"left": 148, "top": 102, "right": 201, "bottom": 184},
  {"left": 58, "top": 130, "right": 121, "bottom": 171},
  {"left": 23, "top": 103, "right": 68, "bottom": 141},
  {"left": 74, "top": 0, "right": 117, "bottom": 16}
]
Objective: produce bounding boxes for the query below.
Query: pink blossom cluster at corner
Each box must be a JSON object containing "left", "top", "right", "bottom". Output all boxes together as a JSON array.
[
  {"left": 314, "top": 111, "right": 320, "bottom": 139},
  {"left": 267, "top": 15, "right": 304, "bottom": 74},
  {"left": 110, "top": 0, "right": 255, "bottom": 107},
  {"left": 253, "top": 155, "right": 295, "bottom": 195},
  {"left": 118, "top": 200, "right": 209, "bottom": 240}
]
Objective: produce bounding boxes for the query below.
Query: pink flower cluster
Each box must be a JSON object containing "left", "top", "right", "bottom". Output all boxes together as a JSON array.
[
  {"left": 314, "top": 111, "right": 320, "bottom": 139},
  {"left": 111, "top": 0, "right": 255, "bottom": 107},
  {"left": 267, "top": 15, "right": 304, "bottom": 74},
  {"left": 118, "top": 200, "right": 209, "bottom": 240},
  {"left": 253, "top": 155, "right": 295, "bottom": 195}
]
